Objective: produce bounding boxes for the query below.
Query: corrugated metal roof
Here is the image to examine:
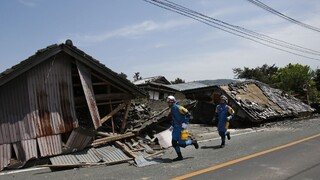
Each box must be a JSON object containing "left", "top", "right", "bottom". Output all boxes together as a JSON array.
[
  {"left": 95, "top": 145, "right": 130, "bottom": 163},
  {"left": 50, "top": 145, "right": 130, "bottom": 165},
  {"left": 73, "top": 148, "right": 102, "bottom": 163},
  {"left": 166, "top": 82, "right": 208, "bottom": 91},
  {"left": 50, "top": 154, "right": 79, "bottom": 165},
  {"left": 63, "top": 127, "right": 94, "bottom": 154},
  {"left": 37, "top": 135, "right": 62, "bottom": 157},
  {"left": 13, "top": 139, "right": 38, "bottom": 162}
]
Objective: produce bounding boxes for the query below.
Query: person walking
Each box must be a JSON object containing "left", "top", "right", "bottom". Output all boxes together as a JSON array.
[
  {"left": 215, "top": 95, "right": 235, "bottom": 148},
  {"left": 167, "top": 95, "right": 199, "bottom": 161}
]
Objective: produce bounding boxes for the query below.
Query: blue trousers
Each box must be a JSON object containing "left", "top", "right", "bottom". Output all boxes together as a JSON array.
[{"left": 172, "top": 126, "right": 192, "bottom": 154}]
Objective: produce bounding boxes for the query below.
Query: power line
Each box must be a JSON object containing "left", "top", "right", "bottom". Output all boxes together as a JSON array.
[
  {"left": 246, "top": 0, "right": 320, "bottom": 33},
  {"left": 143, "top": 0, "right": 320, "bottom": 61}
]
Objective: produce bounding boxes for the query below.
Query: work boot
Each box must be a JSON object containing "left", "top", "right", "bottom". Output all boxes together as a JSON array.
[
  {"left": 220, "top": 141, "right": 225, "bottom": 148},
  {"left": 226, "top": 132, "right": 231, "bottom": 140},
  {"left": 192, "top": 140, "right": 199, "bottom": 149},
  {"left": 173, "top": 152, "right": 183, "bottom": 161}
]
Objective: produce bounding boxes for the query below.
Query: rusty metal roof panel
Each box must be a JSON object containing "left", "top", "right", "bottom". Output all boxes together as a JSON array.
[
  {"left": 0, "top": 144, "right": 11, "bottom": 171},
  {"left": 27, "top": 57, "right": 78, "bottom": 137}
]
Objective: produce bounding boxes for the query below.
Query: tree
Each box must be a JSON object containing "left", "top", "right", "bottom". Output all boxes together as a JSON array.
[
  {"left": 119, "top": 72, "right": 127, "bottom": 79},
  {"left": 133, "top": 72, "right": 142, "bottom": 81},
  {"left": 171, "top": 77, "right": 185, "bottom": 84},
  {"left": 314, "top": 69, "right": 320, "bottom": 91},
  {"left": 272, "top": 63, "right": 314, "bottom": 100},
  {"left": 233, "top": 64, "right": 278, "bottom": 84}
]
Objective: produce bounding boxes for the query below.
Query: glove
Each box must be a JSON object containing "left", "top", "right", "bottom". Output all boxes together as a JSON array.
[
  {"left": 182, "top": 123, "right": 188, "bottom": 129},
  {"left": 169, "top": 126, "right": 173, "bottom": 131},
  {"left": 227, "top": 116, "right": 231, "bottom": 121}
]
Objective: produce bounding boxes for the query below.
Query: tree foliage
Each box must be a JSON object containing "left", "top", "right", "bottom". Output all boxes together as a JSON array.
[
  {"left": 272, "top": 63, "right": 314, "bottom": 95},
  {"left": 133, "top": 72, "right": 142, "bottom": 81},
  {"left": 171, "top": 77, "right": 185, "bottom": 84},
  {"left": 233, "top": 64, "right": 278, "bottom": 84},
  {"left": 314, "top": 69, "right": 320, "bottom": 91}
]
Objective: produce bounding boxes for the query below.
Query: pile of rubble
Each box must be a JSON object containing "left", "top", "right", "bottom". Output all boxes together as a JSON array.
[{"left": 25, "top": 99, "right": 195, "bottom": 170}]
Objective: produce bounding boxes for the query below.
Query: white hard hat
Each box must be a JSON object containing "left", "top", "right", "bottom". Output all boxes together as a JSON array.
[
  {"left": 167, "top": 95, "right": 176, "bottom": 103},
  {"left": 220, "top": 95, "right": 228, "bottom": 102}
]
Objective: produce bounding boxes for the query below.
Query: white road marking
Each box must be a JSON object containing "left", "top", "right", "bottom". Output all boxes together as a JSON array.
[
  {"left": 0, "top": 167, "right": 48, "bottom": 176},
  {"left": 198, "top": 129, "right": 264, "bottom": 143}
]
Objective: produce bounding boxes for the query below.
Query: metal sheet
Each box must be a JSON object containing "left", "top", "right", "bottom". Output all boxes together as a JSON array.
[
  {"left": 63, "top": 127, "right": 94, "bottom": 154},
  {"left": 0, "top": 144, "right": 11, "bottom": 171},
  {"left": 50, "top": 146, "right": 128, "bottom": 165},
  {"left": 95, "top": 146, "right": 130, "bottom": 163},
  {"left": 13, "top": 139, "right": 38, "bottom": 162},
  {"left": 0, "top": 75, "right": 36, "bottom": 144},
  {"left": 74, "top": 148, "right": 102, "bottom": 163},
  {"left": 37, "top": 135, "right": 62, "bottom": 157},
  {"left": 76, "top": 61, "right": 101, "bottom": 129},
  {"left": 27, "top": 56, "right": 78, "bottom": 137},
  {"left": 50, "top": 154, "right": 79, "bottom": 165}
]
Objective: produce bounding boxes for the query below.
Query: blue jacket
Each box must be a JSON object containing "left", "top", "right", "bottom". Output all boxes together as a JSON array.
[
  {"left": 171, "top": 103, "right": 189, "bottom": 127},
  {"left": 215, "top": 103, "right": 234, "bottom": 132}
]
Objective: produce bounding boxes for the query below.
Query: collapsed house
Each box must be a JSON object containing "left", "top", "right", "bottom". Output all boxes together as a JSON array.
[
  {"left": 0, "top": 40, "right": 147, "bottom": 171},
  {"left": 166, "top": 80, "right": 315, "bottom": 124}
]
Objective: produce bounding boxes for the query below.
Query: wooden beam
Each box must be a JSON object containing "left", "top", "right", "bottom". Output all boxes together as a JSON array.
[
  {"left": 91, "top": 132, "right": 135, "bottom": 146},
  {"left": 120, "top": 100, "right": 131, "bottom": 134},
  {"left": 114, "top": 141, "right": 138, "bottom": 158},
  {"left": 95, "top": 93, "right": 132, "bottom": 101},
  {"left": 100, "top": 102, "right": 127, "bottom": 124},
  {"left": 76, "top": 61, "right": 101, "bottom": 129}
]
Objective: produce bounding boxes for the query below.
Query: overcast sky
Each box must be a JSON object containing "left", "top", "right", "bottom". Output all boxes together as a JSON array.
[{"left": 1, "top": 0, "right": 319, "bottom": 82}]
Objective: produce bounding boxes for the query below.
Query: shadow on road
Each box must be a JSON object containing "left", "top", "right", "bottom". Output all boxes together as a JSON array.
[{"left": 201, "top": 145, "right": 221, "bottom": 149}]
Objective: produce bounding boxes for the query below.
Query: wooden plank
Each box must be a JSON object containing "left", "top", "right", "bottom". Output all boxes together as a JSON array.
[
  {"left": 114, "top": 141, "right": 138, "bottom": 158},
  {"left": 76, "top": 61, "right": 101, "bottom": 129},
  {"left": 92, "top": 132, "right": 135, "bottom": 146},
  {"left": 100, "top": 102, "right": 127, "bottom": 124},
  {"left": 120, "top": 100, "right": 131, "bottom": 134}
]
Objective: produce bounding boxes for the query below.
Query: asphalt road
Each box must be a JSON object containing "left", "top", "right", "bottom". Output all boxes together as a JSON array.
[
  {"left": 174, "top": 134, "right": 320, "bottom": 180},
  {"left": 1, "top": 117, "right": 320, "bottom": 180}
]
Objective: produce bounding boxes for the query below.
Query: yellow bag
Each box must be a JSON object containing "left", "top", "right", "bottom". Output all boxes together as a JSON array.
[{"left": 181, "top": 130, "right": 189, "bottom": 140}]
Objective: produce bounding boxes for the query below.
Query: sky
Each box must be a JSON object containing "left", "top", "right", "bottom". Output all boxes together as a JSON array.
[{"left": 1, "top": 0, "right": 320, "bottom": 82}]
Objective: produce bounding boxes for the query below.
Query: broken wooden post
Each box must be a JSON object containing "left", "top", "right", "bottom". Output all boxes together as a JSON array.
[
  {"left": 120, "top": 100, "right": 131, "bottom": 134},
  {"left": 100, "top": 102, "right": 127, "bottom": 124}
]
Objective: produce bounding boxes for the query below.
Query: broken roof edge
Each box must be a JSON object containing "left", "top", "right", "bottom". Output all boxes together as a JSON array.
[
  {"left": 0, "top": 44, "right": 62, "bottom": 87},
  {"left": 0, "top": 40, "right": 146, "bottom": 98},
  {"left": 61, "top": 41, "right": 146, "bottom": 98}
]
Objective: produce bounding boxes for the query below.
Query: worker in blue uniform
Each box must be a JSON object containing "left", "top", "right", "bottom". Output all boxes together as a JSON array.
[
  {"left": 215, "top": 95, "right": 235, "bottom": 148},
  {"left": 167, "top": 95, "right": 199, "bottom": 161}
]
